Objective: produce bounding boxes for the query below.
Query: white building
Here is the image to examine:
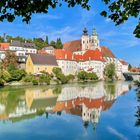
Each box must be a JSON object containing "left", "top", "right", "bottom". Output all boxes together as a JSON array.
[{"left": 9, "top": 41, "right": 37, "bottom": 63}]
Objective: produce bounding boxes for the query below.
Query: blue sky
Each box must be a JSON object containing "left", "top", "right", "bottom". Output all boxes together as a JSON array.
[{"left": 0, "top": 1, "right": 139, "bottom": 66}]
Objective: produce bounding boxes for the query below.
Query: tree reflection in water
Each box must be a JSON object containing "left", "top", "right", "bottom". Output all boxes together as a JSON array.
[{"left": 135, "top": 81, "right": 140, "bottom": 138}]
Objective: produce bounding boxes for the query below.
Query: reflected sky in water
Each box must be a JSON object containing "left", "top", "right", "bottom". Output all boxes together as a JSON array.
[{"left": 0, "top": 81, "right": 139, "bottom": 140}]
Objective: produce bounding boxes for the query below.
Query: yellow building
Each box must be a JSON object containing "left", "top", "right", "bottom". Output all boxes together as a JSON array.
[{"left": 26, "top": 54, "right": 58, "bottom": 74}]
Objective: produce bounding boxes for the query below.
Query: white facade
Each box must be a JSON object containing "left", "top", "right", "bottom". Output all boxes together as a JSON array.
[
  {"left": 43, "top": 46, "right": 54, "bottom": 55},
  {"left": 57, "top": 60, "right": 77, "bottom": 75},
  {"left": 9, "top": 41, "right": 37, "bottom": 63},
  {"left": 0, "top": 50, "right": 6, "bottom": 61}
]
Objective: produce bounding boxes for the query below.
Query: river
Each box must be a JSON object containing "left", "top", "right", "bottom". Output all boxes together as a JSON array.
[{"left": 0, "top": 81, "right": 139, "bottom": 140}]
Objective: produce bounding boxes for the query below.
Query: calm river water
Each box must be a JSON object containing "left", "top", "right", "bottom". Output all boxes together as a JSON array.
[{"left": 0, "top": 81, "right": 139, "bottom": 140}]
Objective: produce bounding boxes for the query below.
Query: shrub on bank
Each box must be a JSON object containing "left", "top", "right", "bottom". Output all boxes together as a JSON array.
[
  {"left": 32, "top": 79, "right": 38, "bottom": 85},
  {"left": 77, "top": 71, "right": 98, "bottom": 81}
]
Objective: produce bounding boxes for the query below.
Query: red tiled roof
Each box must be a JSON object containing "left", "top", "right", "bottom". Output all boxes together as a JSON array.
[
  {"left": 54, "top": 49, "right": 105, "bottom": 62},
  {"left": 63, "top": 40, "right": 82, "bottom": 52},
  {"left": 0, "top": 43, "right": 10, "bottom": 50},
  {"left": 74, "top": 49, "right": 105, "bottom": 62},
  {"left": 119, "top": 60, "right": 128, "bottom": 65},
  {"left": 101, "top": 46, "right": 115, "bottom": 58},
  {"left": 54, "top": 49, "right": 74, "bottom": 61},
  {"left": 130, "top": 68, "right": 140, "bottom": 72}
]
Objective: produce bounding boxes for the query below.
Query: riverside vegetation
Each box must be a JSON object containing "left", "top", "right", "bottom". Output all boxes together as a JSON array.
[{"left": 0, "top": 51, "right": 118, "bottom": 87}]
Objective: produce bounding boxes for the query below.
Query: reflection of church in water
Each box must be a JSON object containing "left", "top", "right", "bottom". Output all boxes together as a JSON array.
[
  {"left": 0, "top": 82, "right": 130, "bottom": 129},
  {"left": 52, "top": 82, "right": 129, "bottom": 129}
]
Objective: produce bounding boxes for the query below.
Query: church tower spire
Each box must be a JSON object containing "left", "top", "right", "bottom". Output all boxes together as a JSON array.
[
  {"left": 81, "top": 27, "right": 90, "bottom": 51},
  {"left": 90, "top": 27, "right": 100, "bottom": 50}
]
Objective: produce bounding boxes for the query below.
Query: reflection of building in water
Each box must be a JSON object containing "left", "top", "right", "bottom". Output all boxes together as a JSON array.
[
  {"left": 25, "top": 88, "right": 58, "bottom": 111},
  {"left": 53, "top": 82, "right": 129, "bottom": 128},
  {"left": 0, "top": 82, "right": 130, "bottom": 124}
]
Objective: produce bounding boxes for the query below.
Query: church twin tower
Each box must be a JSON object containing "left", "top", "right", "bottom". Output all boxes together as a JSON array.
[{"left": 81, "top": 27, "right": 100, "bottom": 51}]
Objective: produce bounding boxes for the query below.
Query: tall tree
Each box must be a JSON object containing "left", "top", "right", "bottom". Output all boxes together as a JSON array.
[
  {"left": 56, "top": 38, "right": 63, "bottom": 49},
  {"left": 45, "top": 36, "right": 49, "bottom": 45},
  {"left": 50, "top": 40, "right": 56, "bottom": 48},
  {"left": 0, "top": 0, "right": 139, "bottom": 37}
]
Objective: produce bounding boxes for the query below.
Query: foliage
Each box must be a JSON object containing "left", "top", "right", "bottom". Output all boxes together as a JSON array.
[
  {"left": 53, "top": 86, "right": 62, "bottom": 95},
  {"left": 101, "top": 0, "right": 140, "bottom": 38},
  {"left": 104, "top": 63, "right": 116, "bottom": 81},
  {"left": 50, "top": 40, "right": 56, "bottom": 48},
  {"left": 45, "top": 36, "right": 49, "bottom": 44},
  {"left": 77, "top": 71, "right": 98, "bottom": 81},
  {"left": 2, "top": 51, "right": 17, "bottom": 69},
  {"left": 52, "top": 67, "right": 62, "bottom": 76},
  {"left": 67, "top": 74, "right": 75, "bottom": 81},
  {"left": 39, "top": 75, "right": 51, "bottom": 85},
  {"left": 33, "top": 38, "right": 48, "bottom": 50},
  {"left": 8, "top": 65, "right": 26, "bottom": 81},
  {"left": 87, "top": 72, "right": 98, "bottom": 80},
  {"left": 22, "top": 75, "right": 35, "bottom": 82},
  {"left": 55, "top": 38, "right": 63, "bottom": 49},
  {"left": 32, "top": 79, "right": 39, "bottom": 85},
  {"left": 0, "top": 1, "right": 139, "bottom": 37},
  {"left": 128, "top": 64, "right": 132, "bottom": 71},
  {"left": 0, "top": 78, "right": 5, "bottom": 87},
  {"left": 52, "top": 67, "right": 72, "bottom": 84},
  {"left": 77, "top": 71, "right": 88, "bottom": 81}
]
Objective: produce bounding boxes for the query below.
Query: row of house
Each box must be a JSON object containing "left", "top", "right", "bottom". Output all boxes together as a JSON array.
[{"left": 0, "top": 28, "right": 129, "bottom": 79}]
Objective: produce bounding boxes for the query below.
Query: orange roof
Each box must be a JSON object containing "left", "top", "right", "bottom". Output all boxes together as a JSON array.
[
  {"left": 63, "top": 40, "right": 82, "bottom": 52},
  {"left": 54, "top": 49, "right": 74, "bottom": 61},
  {"left": 53, "top": 97, "right": 105, "bottom": 112},
  {"left": 74, "top": 49, "right": 105, "bottom": 62},
  {"left": 54, "top": 49, "right": 105, "bottom": 62},
  {"left": 120, "top": 60, "right": 128, "bottom": 65},
  {"left": 0, "top": 43, "right": 10, "bottom": 50},
  {"left": 101, "top": 46, "right": 115, "bottom": 58},
  {"left": 130, "top": 67, "right": 140, "bottom": 72}
]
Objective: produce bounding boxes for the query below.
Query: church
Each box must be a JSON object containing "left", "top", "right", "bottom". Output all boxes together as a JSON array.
[{"left": 54, "top": 27, "right": 128, "bottom": 79}]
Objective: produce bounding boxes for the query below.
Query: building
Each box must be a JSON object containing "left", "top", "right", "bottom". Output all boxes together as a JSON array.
[
  {"left": 0, "top": 43, "right": 10, "bottom": 61},
  {"left": 62, "top": 27, "right": 128, "bottom": 79},
  {"left": 9, "top": 41, "right": 37, "bottom": 63},
  {"left": 26, "top": 53, "right": 58, "bottom": 74}
]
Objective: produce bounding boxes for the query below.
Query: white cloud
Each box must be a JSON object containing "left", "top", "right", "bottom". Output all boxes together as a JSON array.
[
  {"left": 33, "top": 14, "right": 62, "bottom": 20},
  {"left": 107, "top": 126, "right": 128, "bottom": 140}
]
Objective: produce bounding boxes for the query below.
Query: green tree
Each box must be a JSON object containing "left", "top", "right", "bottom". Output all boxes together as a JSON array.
[
  {"left": 3, "top": 51, "right": 17, "bottom": 69},
  {"left": 87, "top": 72, "right": 98, "bottom": 80},
  {"left": 52, "top": 67, "right": 62, "bottom": 76},
  {"left": 77, "top": 71, "right": 88, "bottom": 81},
  {"left": 45, "top": 36, "right": 49, "bottom": 44},
  {"left": 0, "top": 0, "right": 139, "bottom": 37},
  {"left": 104, "top": 63, "right": 116, "bottom": 81},
  {"left": 56, "top": 38, "right": 63, "bottom": 49},
  {"left": 50, "top": 40, "right": 56, "bottom": 48},
  {"left": 128, "top": 64, "right": 132, "bottom": 71}
]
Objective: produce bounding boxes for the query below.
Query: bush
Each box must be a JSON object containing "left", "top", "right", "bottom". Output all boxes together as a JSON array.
[
  {"left": 87, "top": 72, "right": 98, "bottom": 80},
  {"left": 22, "top": 75, "right": 35, "bottom": 82},
  {"left": 0, "top": 78, "right": 4, "bottom": 87},
  {"left": 77, "top": 71, "right": 98, "bottom": 81},
  {"left": 52, "top": 67, "right": 62, "bottom": 76},
  {"left": 104, "top": 63, "right": 116, "bottom": 81},
  {"left": 77, "top": 71, "right": 88, "bottom": 81},
  {"left": 67, "top": 74, "right": 75, "bottom": 81},
  {"left": 8, "top": 68, "right": 26, "bottom": 81},
  {"left": 39, "top": 75, "right": 51, "bottom": 85},
  {"left": 32, "top": 79, "right": 38, "bottom": 85}
]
